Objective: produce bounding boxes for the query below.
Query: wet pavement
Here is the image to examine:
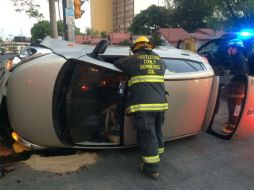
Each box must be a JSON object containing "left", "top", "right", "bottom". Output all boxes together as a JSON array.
[{"left": 0, "top": 133, "right": 254, "bottom": 190}]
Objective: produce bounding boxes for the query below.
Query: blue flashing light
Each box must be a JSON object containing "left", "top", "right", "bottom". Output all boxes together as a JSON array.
[
  {"left": 240, "top": 32, "right": 251, "bottom": 37},
  {"left": 237, "top": 29, "right": 254, "bottom": 39}
]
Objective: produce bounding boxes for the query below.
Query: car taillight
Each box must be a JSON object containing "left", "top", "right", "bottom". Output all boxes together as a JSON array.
[
  {"left": 81, "top": 84, "right": 90, "bottom": 91},
  {"left": 100, "top": 80, "right": 107, "bottom": 87}
]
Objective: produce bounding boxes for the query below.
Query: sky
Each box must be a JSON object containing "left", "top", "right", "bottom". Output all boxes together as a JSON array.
[{"left": 0, "top": 0, "right": 164, "bottom": 40}]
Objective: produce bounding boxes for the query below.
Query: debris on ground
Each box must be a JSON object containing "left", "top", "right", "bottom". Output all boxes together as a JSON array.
[
  {"left": 0, "top": 143, "right": 16, "bottom": 178},
  {"left": 0, "top": 143, "right": 14, "bottom": 157},
  {"left": 22, "top": 152, "right": 99, "bottom": 174}
]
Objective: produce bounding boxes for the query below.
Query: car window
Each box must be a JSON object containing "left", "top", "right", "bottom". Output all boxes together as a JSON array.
[
  {"left": 20, "top": 47, "right": 37, "bottom": 57},
  {"left": 198, "top": 40, "right": 220, "bottom": 55},
  {"left": 30, "top": 48, "right": 37, "bottom": 55},
  {"left": 20, "top": 48, "right": 28, "bottom": 56},
  {"left": 198, "top": 38, "right": 232, "bottom": 56},
  {"left": 163, "top": 58, "right": 205, "bottom": 73},
  {"left": 59, "top": 62, "right": 124, "bottom": 144}
]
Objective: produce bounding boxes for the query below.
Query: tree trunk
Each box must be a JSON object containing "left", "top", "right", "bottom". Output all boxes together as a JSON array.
[{"left": 49, "top": 0, "right": 58, "bottom": 38}]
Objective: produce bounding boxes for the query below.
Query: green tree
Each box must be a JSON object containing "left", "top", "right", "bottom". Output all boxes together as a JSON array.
[
  {"left": 57, "top": 20, "right": 64, "bottom": 37},
  {"left": 31, "top": 20, "right": 51, "bottom": 43},
  {"left": 10, "top": 0, "right": 44, "bottom": 20},
  {"left": 165, "top": 0, "right": 215, "bottom": 32},
  {"left": 85, "top": 28, "right": 99, "bottom": 37},
  {"left": 165, "top": 0, "right": 254, "bottom": 31},
  {"left": 85, "top": 28, "right": 93, "bottom": 35},
  {"left": 150, "top": 33, "right": 163, "bottom": 46},
  {"left": 118, "top": 39, "right": 131, "bottom": 46},
  {"left": 212, "top": 0, "right": 254, "bottom": 30},
  {"left": 75, "top": 27, "right": 84, "bottom": 35},
  {"left": 31, "top": 20, "right": 80, "bottom": 42},
  {"left": 100, "top": 31, "right": 108, "bottom": 38},
  {"left": 129, "top": 5, "right": 171, "bottom": 35}
]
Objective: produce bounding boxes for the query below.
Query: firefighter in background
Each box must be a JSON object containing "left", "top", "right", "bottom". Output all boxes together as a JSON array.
[
  {"left": 223, "top": 38, "right": 249, "bottom": 134},
  {"left": 184, "top": 38, "right": 197, "bottom": 53},
  {"left": 176, "top": 38, "right": 197, "bottom": 53},
  {"left": 114, "top": 36, "right": 168, "bottom": 179}
]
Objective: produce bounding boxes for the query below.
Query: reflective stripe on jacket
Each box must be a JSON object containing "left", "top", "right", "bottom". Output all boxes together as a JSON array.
[
  {"left": 114, "top": 49, "right": 168, "bottom": 112},
  {"left": 128, "top": 75, "right": 164, "bottom": 86}
]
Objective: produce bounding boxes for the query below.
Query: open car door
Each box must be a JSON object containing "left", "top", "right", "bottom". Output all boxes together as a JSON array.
[
  {"left": 199, "top": 37, "right": 254, "bottom": 140},
  {"left": 53, "top": 40, "right": 127, "bottom": 147},
  {"left": 203, "top": 74, "right": 254, "bottom": 140}
]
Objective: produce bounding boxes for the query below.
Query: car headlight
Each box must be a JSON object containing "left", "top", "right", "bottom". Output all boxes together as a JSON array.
[
  {"left": 5, "top": 56, "right": 21, "bottom": 71},
  {"left": 5, "top": 59, "right": 14, "bottom": 71},
  {"left": 6, "top": 53, "right": 49, "bottom": 72}
]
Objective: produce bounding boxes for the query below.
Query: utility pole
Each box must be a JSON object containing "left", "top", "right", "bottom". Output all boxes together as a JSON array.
[
  {"left": 62, "top": 0, "right": 68, "bottom": 40},
  {"left": 49, "top": 0, "right": 58, "bottom": 38},
  {"left": 62, "top": 0, "right": 75, "bottom": 41}
]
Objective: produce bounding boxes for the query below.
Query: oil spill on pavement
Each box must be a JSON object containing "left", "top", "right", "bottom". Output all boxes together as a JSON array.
[{"left": 22, "top": 152, "right": 99, "bottom": 174}]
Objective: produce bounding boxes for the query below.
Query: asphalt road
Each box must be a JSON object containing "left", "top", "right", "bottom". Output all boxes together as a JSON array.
[{"left": 0, "top": 133, "right": 254, "bottom": 190}]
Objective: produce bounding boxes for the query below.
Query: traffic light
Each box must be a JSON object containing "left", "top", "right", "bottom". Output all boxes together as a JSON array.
[{"left": 74, "top": 0, "right": 85, "bottom": 19}]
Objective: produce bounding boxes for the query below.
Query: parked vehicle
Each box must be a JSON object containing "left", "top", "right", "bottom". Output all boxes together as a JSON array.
[{"left": 0, "top": 37, "right": 254, "bottom": 149}]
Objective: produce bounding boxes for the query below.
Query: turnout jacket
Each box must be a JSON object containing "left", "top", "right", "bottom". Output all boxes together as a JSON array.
[
  {"left": 228, "top": 53, "right": 249, "bottom": 82},
  {"left": 114, "top": 49, "right": 168, "bottom": 113}
]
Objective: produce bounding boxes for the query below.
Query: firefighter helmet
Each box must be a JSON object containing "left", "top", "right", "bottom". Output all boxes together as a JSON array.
[
  {"left": 227, "top": 38, "right": 245, "bottom": 48},
  {"left": 130, "top": 36, "right": 154, "bottom": 53}
]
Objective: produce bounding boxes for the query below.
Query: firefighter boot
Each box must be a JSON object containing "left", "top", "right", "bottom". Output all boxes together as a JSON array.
[
  {"left": 222, "top": 123, "right": 235, "bottom": 134},
  {"left": 140, "top": 164, "right": 159, "bottom": 179}
]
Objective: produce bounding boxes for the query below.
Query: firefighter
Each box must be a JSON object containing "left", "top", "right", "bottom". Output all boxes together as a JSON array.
[
  {"left": 222, "top": 38, "right": 249, "bottom": 134},
  {"left": 114, "top": 36, "right": 168, "bottom": 179}
]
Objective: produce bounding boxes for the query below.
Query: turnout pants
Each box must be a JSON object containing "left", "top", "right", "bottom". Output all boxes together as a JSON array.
[
  {"left": 227, "top": 81, "right": 246, "bottom": 126},
  {"left": 133, "top": 112, "right": 165, "bottom": 172}
]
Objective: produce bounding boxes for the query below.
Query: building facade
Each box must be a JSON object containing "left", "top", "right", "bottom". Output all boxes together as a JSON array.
[
  {"left": 113, "top": 0, "right": 134, "bottom": 32},
  {"left": 90, "top": 0, "right": 113, "bottom": 32},
  {"left": 90, "top": 0, "right": 134, "bottom": 33},
  {"left": 90, "top": 0, "right": 159, "bottom": 33}
]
